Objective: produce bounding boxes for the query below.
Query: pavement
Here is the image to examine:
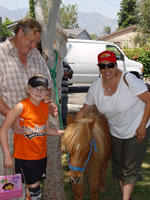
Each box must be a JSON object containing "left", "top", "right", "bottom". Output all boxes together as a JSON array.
[
  {"left": 68, "top": 92, "right": 86, "bottom": 113},
  {"left": 68, "top": 103, "right": 82, "bottom": 113}
]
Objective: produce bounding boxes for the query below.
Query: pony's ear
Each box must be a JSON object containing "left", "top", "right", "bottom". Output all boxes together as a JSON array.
[
  {"left": 88, "top": 119, "right": 96, "bottom": 131},
  {"left": 67, "top": 114, "right": 74, "bottom": 124}
]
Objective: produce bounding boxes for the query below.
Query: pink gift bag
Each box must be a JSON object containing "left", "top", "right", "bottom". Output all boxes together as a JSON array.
[{"left": 0, "top": 169, "right": 22, "bottom": 200}]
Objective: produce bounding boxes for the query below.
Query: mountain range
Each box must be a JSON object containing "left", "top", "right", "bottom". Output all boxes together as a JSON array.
[
  {"left": 0, "top": 6, "right": 28, "bottom": 22},
  {"left": 0, "top": 6, "right": 118, "bottom": 36},
  {"left": 78, "top": 11, "right": 118, "bottom": 35}
]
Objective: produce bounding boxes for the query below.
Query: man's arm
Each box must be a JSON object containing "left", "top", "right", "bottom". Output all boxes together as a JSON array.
[
  {"left": 0, "top": 98, "right": 24, "bottom": 134},
  {"left": 44, "top": 88, "right": 58, "bottom": 118}
]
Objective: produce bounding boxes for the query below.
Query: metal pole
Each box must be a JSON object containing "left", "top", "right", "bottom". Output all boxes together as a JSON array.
[{"left": 0, "top": 17, "right": 2, "bottom": 42}]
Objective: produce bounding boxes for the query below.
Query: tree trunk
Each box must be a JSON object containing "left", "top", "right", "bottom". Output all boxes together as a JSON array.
[{"left": 34, "top": 0, "right": 67, "bottom": 199}]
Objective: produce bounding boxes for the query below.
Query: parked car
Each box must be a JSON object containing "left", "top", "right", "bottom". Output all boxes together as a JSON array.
[{"left": 64, "top": 39, "right": 143, "bottom": 85}]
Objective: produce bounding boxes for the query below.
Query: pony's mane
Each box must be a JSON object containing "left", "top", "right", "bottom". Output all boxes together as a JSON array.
[
  {"left": 62, "top": 106, "right": 109, "bottom": 155},
  {"left": 62, "top": 118, "right": 93, "bottom": 154}
]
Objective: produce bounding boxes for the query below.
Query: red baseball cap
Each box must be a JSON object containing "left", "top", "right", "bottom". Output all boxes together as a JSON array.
[{"left": 97, "top": 50, "right": 116, "bottom": 64}]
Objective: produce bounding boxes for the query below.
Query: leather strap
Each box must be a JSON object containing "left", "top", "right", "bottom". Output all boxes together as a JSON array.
[{"left": 123, "top": 72, "right": 128, "bottom": 87}]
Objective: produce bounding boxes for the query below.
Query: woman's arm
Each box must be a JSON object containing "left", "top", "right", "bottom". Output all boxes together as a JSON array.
[
  {"left": 135, "top": 90, "right": 150, "bottom": 142},
  {"left": 75, "top": 103, "right": 92, "bottom": 120},
  {"left": 0, "top": 103, "right": 23, "bottom": 168}
]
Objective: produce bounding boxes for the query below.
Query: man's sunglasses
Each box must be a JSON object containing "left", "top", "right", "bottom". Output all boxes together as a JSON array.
[{"left": 98, "top": 63, "right": 116, "bottom": 69}]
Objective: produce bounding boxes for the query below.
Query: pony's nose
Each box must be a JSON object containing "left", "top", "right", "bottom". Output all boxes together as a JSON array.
[{"left": 70, "top": 176, "right": 82, "bottom": 184}]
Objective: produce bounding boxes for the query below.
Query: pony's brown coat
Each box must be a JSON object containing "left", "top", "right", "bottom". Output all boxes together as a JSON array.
[{"left": 62, "top": 107, "right": 111, "bottom": 200}]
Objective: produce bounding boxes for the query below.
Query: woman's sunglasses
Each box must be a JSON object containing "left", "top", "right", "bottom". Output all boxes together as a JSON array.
[{"left": 98, "top": 63, "right": 116, "bottom": 69}]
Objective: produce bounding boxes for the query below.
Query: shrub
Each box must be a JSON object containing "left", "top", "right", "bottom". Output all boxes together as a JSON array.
[{"left": 124, "top": 48, "right": 150, "bottom": 77}]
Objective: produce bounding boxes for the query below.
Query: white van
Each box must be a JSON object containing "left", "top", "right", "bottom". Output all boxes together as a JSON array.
[{"left": 64, "top": 39, "right": 143, "bottom": 85}]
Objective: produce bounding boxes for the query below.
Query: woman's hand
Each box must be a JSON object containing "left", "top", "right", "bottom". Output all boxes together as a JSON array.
[{"left": 135, "top": 125, "right": 146, "bottom": 143}]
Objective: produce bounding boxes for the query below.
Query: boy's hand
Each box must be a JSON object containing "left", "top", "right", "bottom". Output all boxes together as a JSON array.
[
  {"left": 58, "top": 130, "right": 65, "bottom": 135},
  {"left": 5, "top": 156, "right": 13, "bottom": 168}
]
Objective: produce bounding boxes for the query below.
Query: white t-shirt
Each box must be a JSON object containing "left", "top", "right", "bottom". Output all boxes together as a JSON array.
[{"left": 85, "top": 72, "right": 150, "bottom": 139}]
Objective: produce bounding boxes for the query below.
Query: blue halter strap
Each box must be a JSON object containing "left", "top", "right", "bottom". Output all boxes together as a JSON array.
[{"left": 68, "top": 138, "right": 97, "bottom": 172}]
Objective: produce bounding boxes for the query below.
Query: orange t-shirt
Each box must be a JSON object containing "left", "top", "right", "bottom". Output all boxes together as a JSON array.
[{"left": 13, "top": 98, "right": 49, "bottom": 160}]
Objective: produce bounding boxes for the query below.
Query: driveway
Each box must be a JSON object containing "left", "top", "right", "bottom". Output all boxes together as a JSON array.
[{"left": 68, "top": 85, "right": 89, "bottom": 113}]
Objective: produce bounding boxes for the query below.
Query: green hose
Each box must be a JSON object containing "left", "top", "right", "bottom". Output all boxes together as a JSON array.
[{"left": 49, "top": 50, "right": 64, "bottom": 130}]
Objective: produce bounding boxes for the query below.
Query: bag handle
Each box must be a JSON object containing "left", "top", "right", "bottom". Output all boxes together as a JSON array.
[
  {"left": 5, "top": 168, "right": 15, "bottom": 179},
  {"left": 5, "top": 168, "right": 15, "bottom": 175},
  {"left": 123, "top": 72, "right": 129, "bottom": 87}
]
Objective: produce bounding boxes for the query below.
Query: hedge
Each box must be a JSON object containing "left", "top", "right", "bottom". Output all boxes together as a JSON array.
[{"left": 124, "top": 48, "right": 150, "bottom": 77}]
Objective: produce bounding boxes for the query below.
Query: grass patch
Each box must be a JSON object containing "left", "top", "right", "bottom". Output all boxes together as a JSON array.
[{"left": 62, "top": 141, "right": 150, "bottom": 200}]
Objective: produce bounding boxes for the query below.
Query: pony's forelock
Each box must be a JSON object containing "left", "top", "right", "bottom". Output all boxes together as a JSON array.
[{"left": 63, "top": 118, "right": 95, "bottom": 154}]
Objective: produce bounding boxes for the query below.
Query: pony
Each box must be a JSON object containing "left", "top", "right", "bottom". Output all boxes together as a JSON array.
[{"left": 62, "top": 106, "right": 111, "bottom": 200}]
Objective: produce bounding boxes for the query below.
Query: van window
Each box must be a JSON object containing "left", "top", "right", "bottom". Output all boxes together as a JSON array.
[{"left": 106, "top": 45, "right": 122, "bottom": 61}]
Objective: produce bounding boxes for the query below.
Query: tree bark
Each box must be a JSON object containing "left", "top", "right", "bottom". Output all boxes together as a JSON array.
[{"left": 34, "top": 0, "right": 67, "bottom": 199}]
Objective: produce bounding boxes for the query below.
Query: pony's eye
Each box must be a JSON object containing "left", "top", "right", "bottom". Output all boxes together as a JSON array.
[{"left": 85, "top": 146, "right": 89, "bottom": 150}]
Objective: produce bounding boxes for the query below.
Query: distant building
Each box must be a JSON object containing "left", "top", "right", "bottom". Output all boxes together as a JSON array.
[
  {"left": 97, "top": 25, "right": 138, "bottom": 49},
  {"left": 63, "top": 29, "right": 91, "bottom": 40}
]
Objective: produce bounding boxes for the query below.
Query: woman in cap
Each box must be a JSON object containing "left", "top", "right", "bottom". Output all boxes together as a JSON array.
[{"left": 76, "top": 50, "right": 150, "bottom": 200}]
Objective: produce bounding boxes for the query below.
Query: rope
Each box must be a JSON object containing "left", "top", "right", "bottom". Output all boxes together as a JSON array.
[{"left": 49, "top": 50, "right": 64, "bottom": 130}]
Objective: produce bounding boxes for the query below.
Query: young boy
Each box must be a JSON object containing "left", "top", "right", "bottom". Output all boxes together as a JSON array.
[{"left": 0, "top": 75, "right": 64, "bottom": 200}]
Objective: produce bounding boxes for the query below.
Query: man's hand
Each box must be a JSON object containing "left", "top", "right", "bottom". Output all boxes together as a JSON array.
[
  {"left": 45, "top": 100, "right": 58, "bottom": 117},
  {"left": 12, "top": 117, "right": 24, "bottom": 134}
]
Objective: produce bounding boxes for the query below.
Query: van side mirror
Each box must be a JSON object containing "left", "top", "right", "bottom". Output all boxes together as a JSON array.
[
  {"left": 116, "top": 54, "right": 124, "bottom": 61},
  {"left": 116, "top": 56, "right": 120, "bottom": 60},
  {"left": 121, "top": 54, "right": 125, "bottom": 61}
]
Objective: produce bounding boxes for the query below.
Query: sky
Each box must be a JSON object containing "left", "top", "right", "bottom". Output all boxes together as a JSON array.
[{"left": 0, "top": 0, "right": 122, "bottom": 19}]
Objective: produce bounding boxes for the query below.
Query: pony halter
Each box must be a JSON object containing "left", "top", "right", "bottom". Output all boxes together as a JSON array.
[{"left": 68, "top": 138, "right": 97, "bottom": 172}]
